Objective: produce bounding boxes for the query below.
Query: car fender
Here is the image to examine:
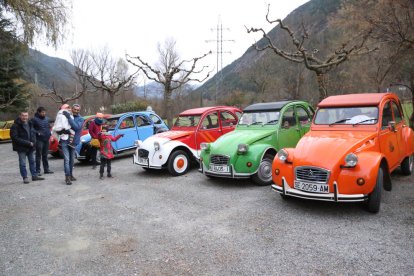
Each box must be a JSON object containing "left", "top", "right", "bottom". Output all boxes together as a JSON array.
[
  {"left": 272, "top": 148, "right": 295, "bottom": 186},
  {"left": 141, "top": 139, "right": 198, "bottom": 167},
  {"left": 402, "top": 125, "right": 414, "bottom": 155},
  {"left": 336, "top": 151, "right": 384, "bottom": 195},
  {"left": 234, "top": 144, "right": 276, "bottom": 174}
]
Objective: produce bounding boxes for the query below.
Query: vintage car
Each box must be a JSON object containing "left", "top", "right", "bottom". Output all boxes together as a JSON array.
[
  {"left": 133, "top": 106, "right": 242, "bottom": 176},
  {"left": 76, "top": 111, "right": 168, "bottom": 162},
  {"left": 49, "top": 114, "right": 111, "bottom": 157},
  {"left": 271, "top": 93, "right": 414, "bottom": 213},
  {"left": 199, "top": 101, "right": 315, "bottom": 185},
  {"left": 0, "top": 120, "right": 13, "bottom": 141}
]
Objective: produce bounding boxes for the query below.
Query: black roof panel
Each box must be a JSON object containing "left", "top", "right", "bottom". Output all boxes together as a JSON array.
[{"left": 243, "top": 101, "right": 294, "bottom": 112}]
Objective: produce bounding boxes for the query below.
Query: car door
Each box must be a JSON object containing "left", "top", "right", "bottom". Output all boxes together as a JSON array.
[
  {"left": 391, "top": 101, "right": 406, "bottom": 162},
  {"left": 196, "top": 111, "right": 222, "bottom": 156},
  {"left": 295, "top": 104, "right": 312, "bottom": 137},
  {"left": 135, "top": 114, "right": 154, "bottom": 141},
  {"left": 277, "top": 106, "right": 302, "bottom": 148},
  {"left": 149, "top": 113, "right": 168, "bottom": 132},
  {"left": 379, "top": 101, "right": 400, "bottom": 170},
  {"left": 113, "top": 115, "right": 136, "bottom": 151},
  {"left": 219, "top": 110, "right": 238, "bottom": 135}
]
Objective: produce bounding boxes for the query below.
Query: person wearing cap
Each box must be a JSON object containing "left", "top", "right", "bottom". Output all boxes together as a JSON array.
[
  {"left": 62, "top": 104, "right": 84, "bottom": 185},
  {"left": 88, "top": 113, "right": 104, "bottom": 169}
]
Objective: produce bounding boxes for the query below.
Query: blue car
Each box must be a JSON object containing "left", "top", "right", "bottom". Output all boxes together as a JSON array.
[{"left": 76, "top": 111, "right": 168, "bottom": 162}]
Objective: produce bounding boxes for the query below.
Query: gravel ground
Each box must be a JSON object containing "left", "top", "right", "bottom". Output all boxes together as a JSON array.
[{"left": 0, "top": 141, "right": 413, "bottom": 275}]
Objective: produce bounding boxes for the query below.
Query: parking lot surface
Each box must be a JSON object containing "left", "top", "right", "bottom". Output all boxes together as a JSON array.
[{"left": 0, "top": 142, "right": 413, "bottom": 275}]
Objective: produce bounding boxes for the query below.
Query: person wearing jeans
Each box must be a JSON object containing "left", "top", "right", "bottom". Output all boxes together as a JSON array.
[
  {"left": 10, "top": 111, "right": 45, "bottom": 184},
  {"left": 31, "top": 107, "right": 53, "bottom": 175},
  {"left": 60, "top": 104, "right": 84, "bottom": 185}
]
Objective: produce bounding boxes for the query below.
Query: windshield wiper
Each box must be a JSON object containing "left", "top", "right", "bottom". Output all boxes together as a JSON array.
[
  {"left": 329, "top": 118, "right": 351, "bottom": 126},
  {"left": 352, "top": 118, "right": 378, "bottom": 126},
  {"left": 250, "top": 121, "right": 263, "bottom": 125},
  {"left": 265, "top": 120, "right": 278, "bottom": 125}
]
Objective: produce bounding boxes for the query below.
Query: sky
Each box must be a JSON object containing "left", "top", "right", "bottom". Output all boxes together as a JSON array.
[{"left": 35, "top": 0, "right": 309, "bottom": 78}]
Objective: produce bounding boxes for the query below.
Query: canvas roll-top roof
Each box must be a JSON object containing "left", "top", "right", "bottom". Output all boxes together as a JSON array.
[{"left": 243, "top": 101, "right": 294, "bottom": 112}]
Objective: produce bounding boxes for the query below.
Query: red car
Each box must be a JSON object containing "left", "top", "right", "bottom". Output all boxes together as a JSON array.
[
  {"left": 133, "top": 106, "right": 242, "bottom": 175},
  {"left": 49, "top": 114, "right": 111, "bottom": 157}
]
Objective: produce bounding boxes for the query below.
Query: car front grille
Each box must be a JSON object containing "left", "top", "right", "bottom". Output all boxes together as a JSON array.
[
  {"left": 210, "top": 154, "right": 230, "bottom": 165},
  {"left": 138, "top": 149, "right": 149, "bottom": 158},
  {"left": 295, "top": 166, "right": 329, "bottom": 184}
]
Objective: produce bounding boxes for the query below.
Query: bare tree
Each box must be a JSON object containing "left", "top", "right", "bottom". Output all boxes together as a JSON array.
[
  {"left": 40, "top": 49, "right": 94, "bottom": 106},
  {"left": 126, "top": 38, "right": 211, "bottom": 127},
  {"left": 246, "top": 4, "right": 374, "bottom": 101},
  {"left": 83, "top": 47, "right": 137, "bottom": 112}
]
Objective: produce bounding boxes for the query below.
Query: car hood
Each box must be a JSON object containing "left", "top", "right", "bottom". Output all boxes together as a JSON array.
[
  {"left": 154, "top": 130, "right": 193, "bottom": 141},
  {"left": 210, "top": 128, "right": 274, "bottom": 153},
  {"left": 293, "top": 130, "right": 377, "bottom": 169}
]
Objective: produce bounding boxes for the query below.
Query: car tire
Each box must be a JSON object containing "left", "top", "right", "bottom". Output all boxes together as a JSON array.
[
  {"left": 167, "top": 150, "right": 190, "bottom": 176},
  {"left": 366, "top": 167, "right": 383, "bottom": 213},
  {"left": 401, "top": 154, "right": 413, "bottom": 176},
  {"left": 252, "top": 154, "right": 274, "bottom": 186}
]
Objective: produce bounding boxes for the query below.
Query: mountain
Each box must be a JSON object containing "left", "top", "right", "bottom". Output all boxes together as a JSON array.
[
  {"left": 196, "top": 0, "right": 397, "bottom": 106},
  {"left": 22, "top": 48, "right": 76, "bottom": 89}
]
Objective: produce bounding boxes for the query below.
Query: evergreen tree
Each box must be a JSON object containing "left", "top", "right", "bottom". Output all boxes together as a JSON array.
[{"left": 0, "top": 13, "right": 28, "bottom": 112}]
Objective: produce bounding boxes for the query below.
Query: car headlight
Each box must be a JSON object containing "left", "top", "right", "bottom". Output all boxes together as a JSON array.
[
  {"left": 154, "top": 141, "right": 160, "bottom": 151},
  {"left": 237, "top": 143, "right": 249, "bottom": 154},
  {"left": 345, "top": 153, "right": 358, "bottom": 167},
  {"left": 134, "top": 140, "right": 142, "bottom": 147},
  {"left": 277, "top": 149, "right": 289, "bottom": 161},
  {"left": 200, "top": 142, "right": 210, "bottom": 151}
]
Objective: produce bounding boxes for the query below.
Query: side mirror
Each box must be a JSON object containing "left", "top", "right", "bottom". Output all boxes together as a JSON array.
[{"left": 388, "top": 121, "right": 396, "bottom": 132}]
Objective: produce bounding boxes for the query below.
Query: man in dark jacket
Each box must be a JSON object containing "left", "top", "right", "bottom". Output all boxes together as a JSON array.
[
  {"left": 10, "top": 111, "right": 45, "bottom": 184},
  {"left": 31, "top": 107, "right": 53, "bottom": 175}
]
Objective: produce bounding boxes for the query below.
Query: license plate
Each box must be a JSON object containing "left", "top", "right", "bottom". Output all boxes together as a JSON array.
[
  {"left": 138, "top": 157, "right": 148, "bottom": 164},
  {"left": 294, "top": 180, "right": 329, "bottom": 193},
  {"left": 209, "top": 164, "right": 229, "bottom": 173}
]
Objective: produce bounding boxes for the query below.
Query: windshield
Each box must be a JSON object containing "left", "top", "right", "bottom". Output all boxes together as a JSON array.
[
  {"left": 238, "top": 111, "right": 280, "bottom": 126},
  {"left": 174, "top": 115, "right": 201, "bottom": 127},
  {"left": 105, "top": 117, "right": 120, "bottom": 130},
  {"left": 314, "top": 106, "right": 378, "bottom": 125}
]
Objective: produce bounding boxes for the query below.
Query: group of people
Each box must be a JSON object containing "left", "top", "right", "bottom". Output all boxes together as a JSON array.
[{"left": 10, "top": 103, "right": 123, "bottom": 185}]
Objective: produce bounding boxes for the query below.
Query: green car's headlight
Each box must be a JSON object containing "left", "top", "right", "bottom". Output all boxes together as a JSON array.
[
  {"left": 200, "top": 142, "right": 210, "bottom": 151},
  {"left": 345, "top": 153, "right": 358, "bottom": 167},
  {"left": 277, "top": 149, "right": 289, "bottom": 161},
  {"left": 237, "top": 143, "right": 249, "bottom": 154}
]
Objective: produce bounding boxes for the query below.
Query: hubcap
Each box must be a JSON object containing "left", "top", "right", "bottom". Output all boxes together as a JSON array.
[
  {"left": 173, "top": 154, "right": 188, "bottom": 173},
  {"left": 258, "top": 160, "right": 272, "bottom": 181}
]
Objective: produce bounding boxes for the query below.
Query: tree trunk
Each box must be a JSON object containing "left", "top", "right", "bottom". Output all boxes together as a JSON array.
[
  {"left": 165, "top": 89, "right": 173, "bottom": 128},
  {"left": 109, "top": 92, "right": 115, "bottom": 113},
  {"left": 316, "top": 72, "right": 328, "bottom": 102}
]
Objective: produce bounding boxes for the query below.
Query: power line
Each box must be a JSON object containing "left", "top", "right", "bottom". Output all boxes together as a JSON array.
[{"left": 206, "top": 16, "right": 234, "bottom": 104}]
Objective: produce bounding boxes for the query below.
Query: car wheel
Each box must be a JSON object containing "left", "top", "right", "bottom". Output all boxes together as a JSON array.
[
  {"left": 252, "top": 154, "right": 274, "bottom": 186},
  {"left": 167, "top": 150, "right": 190, "bottom": 176},
  {"left": 366, "top": 167, "right": 383, "bottom": 213},
  {"left": 401, "top": 154, "right": 413, "bottom": 176}
]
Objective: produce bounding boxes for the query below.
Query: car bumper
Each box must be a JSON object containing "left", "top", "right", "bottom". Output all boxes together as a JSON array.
[
  {"left": 199, "top": 162, "right": 251, "bottom": 179},
  {"left": 271, "top": 177, "right": 367, "bottom": 202},
  {"left": 132, "top": 153, "right": 163, "bottom": 169}
]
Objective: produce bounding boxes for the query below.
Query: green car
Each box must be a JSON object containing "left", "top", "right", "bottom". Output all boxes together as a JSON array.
[{"left": 199, "top": 101, "right": 314, "bottom": 185}]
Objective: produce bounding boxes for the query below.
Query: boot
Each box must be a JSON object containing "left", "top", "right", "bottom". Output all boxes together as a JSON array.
[
  {"left": 65, "top": 176, "right": 72, "bottom": 185},
  {"left": 99, "top": 173, "right": 104, "bottom": 180},
  {"left": 32, "top": 175, "right": 45, "bottom": 181},
  {"left": 70, "top": 175, "right": 77, "bottom": 181}
]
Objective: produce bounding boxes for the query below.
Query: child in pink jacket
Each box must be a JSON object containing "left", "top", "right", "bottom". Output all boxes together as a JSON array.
[{"left": 98, "top": 126, "right": 123, "bottom": 179}]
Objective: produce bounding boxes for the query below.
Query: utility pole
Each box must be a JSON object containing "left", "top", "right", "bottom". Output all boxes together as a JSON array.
[{"left": 206, "top": 16, "right": 234, "bottom": 104}]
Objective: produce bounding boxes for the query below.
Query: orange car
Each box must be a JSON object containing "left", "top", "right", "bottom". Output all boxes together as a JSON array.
[{"left": 271, "top": 93, "right": 414, "bottom": 213}]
